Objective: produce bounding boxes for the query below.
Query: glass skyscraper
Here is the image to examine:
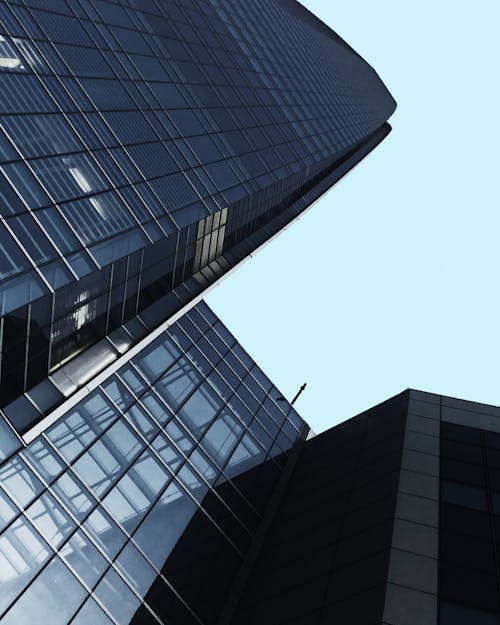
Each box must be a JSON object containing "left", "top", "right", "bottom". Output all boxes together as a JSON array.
[
  {"left": 0, "top": 301, "right": 307, "bottom": 624},
  {"left": 0, "top": 0, "right": 395, "bottom": 421},
  {"left": 0, "top": 0, "right": 398, "bottom": 624}
]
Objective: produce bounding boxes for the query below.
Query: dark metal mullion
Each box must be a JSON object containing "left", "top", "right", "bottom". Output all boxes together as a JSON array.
[{"left": 133, "top": 249, "right": 144, "bottom": 316}]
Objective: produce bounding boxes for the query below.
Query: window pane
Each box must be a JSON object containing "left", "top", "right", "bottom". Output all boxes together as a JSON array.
[
  {"left": 0, "top": 556, "right": 86, "bottom": 625},
  {"left": 0, "top": 517, "right": 52, "bottom": 614}
]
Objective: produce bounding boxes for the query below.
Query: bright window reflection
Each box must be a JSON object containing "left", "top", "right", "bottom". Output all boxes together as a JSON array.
[{"left": 0, "top": 36, "right": 23, "bottom": 71}]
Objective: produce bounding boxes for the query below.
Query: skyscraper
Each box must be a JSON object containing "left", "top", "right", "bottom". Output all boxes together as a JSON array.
[
  {"left": 0, "top": 0, "right": 395, "bottom": 423},
  {"left": 0, "top": 0, "right": 398, "bottom": 623},
  {"left": 231, "top": 389, "right": 500, "bottom": 625},
  {"left": 0, "top": 300, "right": 308, "bottom": 625},
  {"left": 5, "top": 368, "right": 500, "bottom": 625}
]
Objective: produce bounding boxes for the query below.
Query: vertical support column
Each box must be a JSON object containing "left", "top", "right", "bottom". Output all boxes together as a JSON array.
[{"left": 383, "top": 390, "right": 440, "bottom": 625}]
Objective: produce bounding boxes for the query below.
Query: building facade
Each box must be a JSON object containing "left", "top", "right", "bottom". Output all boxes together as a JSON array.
[
  {"left": 5, "top": 364, "right": 500, "bottom": 625},
  {"left": 233, "top": 389, "right": 500, "bottom": 625},
  {"left": 0, "top": 0, "right": 395, "bottom": 423},
  {"left": 0, "top": 0, "right": 401, "bottom": 623},
  {"left": 0, "top": 301, "right": 307, "bottom": 625}
]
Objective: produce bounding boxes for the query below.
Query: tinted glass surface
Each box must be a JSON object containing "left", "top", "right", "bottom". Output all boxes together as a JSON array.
[
  {"left": 0, "top": 301, "right": 307, "bottom": 624},
  {"left": 0, "top": 0, "right": 395, "bottom": 407}
]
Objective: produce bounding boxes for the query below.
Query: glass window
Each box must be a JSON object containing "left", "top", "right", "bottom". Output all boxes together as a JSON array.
[
  {"left": 440, "top": 532, "right": 495, "bottom": 572},
  {"left": 21, "top": 439, "right": 64, "bottom": 482},
  {"left": 0, "top": 74, "right": 56, "bottom": 114},
  {"left": 71, "top": 597, "right": 114, "bottom": 625},
  {"left": 441, "top": 457, "right": 485, "bottom": 488},
  {"left": 2, "top": 114, "right": 83, "bottom": 158},
  {"left": 140, "top": 390, "right": 173, "bottom": 426},
  {"left": 114, "top": 541, "right": 157, "bottom": 596},
  {"left": 62, "top": 192, "right": 139, "bottom": 246},
  {"left": 165, "top": 418, "right": 196, "bottom": 455},
  {"left": 151, "top": 433, "right": 183, "bottom": 473},
  {"left": 102, "top": 475, "right": 149, "bottom": 533},
  {"left": 51, "top": 472, "right": 96, "bottom": 522},
  {"left": 182, "top": 449, "right": 215, "bottom": 494},
  {"left": 47, "top": 391, "right": 118, "bottom": 462},
  {"left": 101, "top": 375, "right": 134, "bottom": 411},
  {"left": 130, "top": 449, "right": 171, "bottom": 498},
  {"left": 441, "top": 439, "right": 483, "bottom": 465},
  {"left": 0, "top": 225, "right": 31, "bottom": 281},
  {"left": 83, "top": 508, "right": 127, "bottom": 561},
  {"left": 33, "top": 10, "right": 92, "bottom": 45},
  {"left": 0, "top": 457, "right": 43, "bottom": 509},
  {"left": 487, "top": 448, "right": 500, "bottom": 469},
  {"left": 0, "top": 516, "right": 52, "bottom": 614},
  {"left": 7, "top": 214, "right": 58, "bottom": 265},
  {"left": 118, "top": 363, "right": 147, "bottom": 395},
  {"left": 59, "top": 529, "right": 108, "bottom": 588},
  {"left": 36, "top": 207, "right": 80, "bottom": 255},
  {"left": 124, "top": 404, "right": 158, "bottom": 442},
  {"left": 0, "top": 418, "right": 21, "bottom": 462},
  {"left": 2, "top": 161, "right": 51, "bottom": 209},
  {"left": 132, "top": 480, "right": 197, "bottom": 570},
  {"left": 94, "top": 567, "right": 141, "bottom": 625},
  {"left": 72, "top": 420, "right": 143, "bottom": 497},
  {"left": 441, "top": 422, "right": 482, "bottom": 445},
  {"left": 155, "top": 357, "right": 200, "bottom": 411},
  {"left": 224, "top": 432, "right": 266, "bottom": 480},
  {"left": 440, "top": 564, "right": 498, "bottom": 611},
  {"left": 0, "top": 489, "right": 18, "bottom": 532},
  {"left": 169, "top": 109, "right": 205, "bottom": 136},
  {"left": 0, "top": 126, "right": 18, "bottom": 162},
  {"left": 30, "top": 153, "right": 109, "bottom": 203},
  {"left": 134, "top": 337, "right": 180, "bottom": 381},
  {"left": 441, "top": 503, "right": 491, "bottom": 539},
  {"left": 104, "top": 449, "right": 170, "bottom": 532},
  {"left": 149, "top": 82, "right": 186, "bottom": 108},
  {"left": 441, "top": 481, "right": 488, "bottom": 511},
  {"left": 25, "top": 492, "right": 75, "bottom": 549},
  {"left": 127, "top": 142, "right": 178, "bottom": 178},
  {"left": 178, "top": 382, "right": 222, "bottom": 435},
  {"left": 200, "top": 409, "right": 243, "bottom": 469},
  {"left": 57, "top": 43, "right": 113, "bottom": 78},
  {"left": 485, "top": 431, "right": 500, "bottom": 450},
  {"left": 81, "top": 76, "right": 136, "bottom": 110},
  {"left": 104, "top": 111, "right": 157, "bottom": 144},
  {"left": 0, "top": 555, "right": 86, "bottom": 625},
  {"left": 72, "top": 445, "right": 113, "bottom": 498}
]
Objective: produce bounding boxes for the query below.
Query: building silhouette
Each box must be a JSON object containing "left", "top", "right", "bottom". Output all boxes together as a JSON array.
[{"left": 233, "top": 389, "right": 500, "bottom": 625}]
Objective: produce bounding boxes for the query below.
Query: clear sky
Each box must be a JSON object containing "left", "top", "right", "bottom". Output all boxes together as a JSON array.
[{"left": 207, "top": 0, "right": 500, "bottom": 433}]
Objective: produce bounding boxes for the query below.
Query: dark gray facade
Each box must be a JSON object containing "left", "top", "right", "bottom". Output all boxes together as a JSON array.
[{"left": 230, "top": 390, "right": 500, "bottom": 625}]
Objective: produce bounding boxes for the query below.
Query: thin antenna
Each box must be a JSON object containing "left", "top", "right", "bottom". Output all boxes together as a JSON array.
[{"left": 276, "top": 383, "right": 307, "bottom": 406}]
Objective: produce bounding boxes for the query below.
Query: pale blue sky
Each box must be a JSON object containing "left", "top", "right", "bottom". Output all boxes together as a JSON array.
[{"left": 207, "top": 1, "right": 500, "bottom": 433}]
